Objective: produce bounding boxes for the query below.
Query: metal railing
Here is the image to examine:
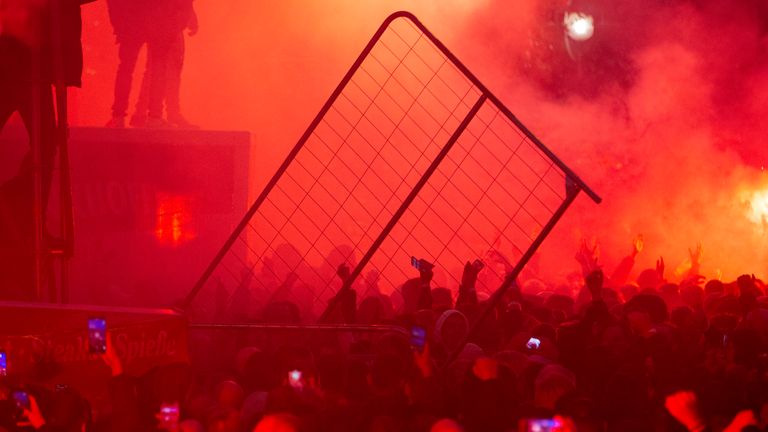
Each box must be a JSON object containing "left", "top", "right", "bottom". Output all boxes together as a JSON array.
[{"left": 182, "top": 11, "right": 600, "bottom": 326}]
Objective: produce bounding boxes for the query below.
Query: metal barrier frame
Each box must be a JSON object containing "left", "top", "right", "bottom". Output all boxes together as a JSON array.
[
  {"left": 182, "top": 11, "right": 601, "bottom": 315},
  {"left": 189, "top": 322, "right": 408, "bottom": 338}
]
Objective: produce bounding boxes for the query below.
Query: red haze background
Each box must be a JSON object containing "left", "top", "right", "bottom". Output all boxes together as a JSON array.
[{"left": 70, "top": 0, "right": 768, "bottom": 286}]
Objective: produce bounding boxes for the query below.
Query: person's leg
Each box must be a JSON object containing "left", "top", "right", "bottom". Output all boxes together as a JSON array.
[
  {"left": 131, "top": 53, "right": 150, "bottom": 127},
  {"left": 109, "top": 34, "right": 144, "bottom": 126},
  {"left": 165, "top": 32, "right": 184, "bottom": 119},
  {"left": 165, "top": 32, "right": 198, "bottom": 129},
  {"left": 146, "top": 34, "right": 173, "bottom": 127}
]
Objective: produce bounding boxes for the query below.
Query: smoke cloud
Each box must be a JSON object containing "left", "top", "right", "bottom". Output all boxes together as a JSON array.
[
  {"left": 460, "top": 0, "right": 768, "bottom": 282},
  {"left": 73, "top": 0, "right": 768, "bottom": 288}
]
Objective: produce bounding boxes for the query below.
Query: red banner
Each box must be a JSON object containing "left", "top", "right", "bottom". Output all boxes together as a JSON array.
[{"left": 0, "top": 301, "right": 189, "bottom": 403}]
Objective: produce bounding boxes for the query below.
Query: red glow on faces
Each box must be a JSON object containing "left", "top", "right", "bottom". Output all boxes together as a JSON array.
[{"left": 155, "top": 195, "right": 196, "bottom": 245}]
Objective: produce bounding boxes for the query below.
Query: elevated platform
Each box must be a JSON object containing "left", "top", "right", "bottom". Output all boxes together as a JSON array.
[{"left": 0, "top": 125, "right": 252, "bottom": 305}]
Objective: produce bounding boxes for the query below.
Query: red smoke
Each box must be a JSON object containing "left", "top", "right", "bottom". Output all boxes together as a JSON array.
[
  {"left": 72, "top": 0, "right": 768, "bottom": 288},
  {"left": 463, "top": 0, "right": 768, "bottom": 282}
]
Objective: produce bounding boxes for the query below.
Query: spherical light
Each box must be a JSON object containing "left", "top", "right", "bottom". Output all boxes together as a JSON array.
[{"left": 564, "top": 12, "right": 594, "bottom": 41}]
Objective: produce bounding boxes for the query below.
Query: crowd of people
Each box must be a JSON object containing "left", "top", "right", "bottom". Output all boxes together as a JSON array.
[
  {"left": 2, "top": 238, "right": 768, "bottom": 432},
  {"left": 2, "top": 2, "right": 768, "bottom": 431}
]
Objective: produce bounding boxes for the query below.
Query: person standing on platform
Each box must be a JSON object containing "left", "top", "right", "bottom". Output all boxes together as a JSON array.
[
  {"left": 106, "top": 0, "right": 198, "bottom": 129},
  {"left": 104, "top": 0, "right": 152, "bottom": 128},
  {"left": 152, "top": 0, "right": 198, "bottom": 129}
]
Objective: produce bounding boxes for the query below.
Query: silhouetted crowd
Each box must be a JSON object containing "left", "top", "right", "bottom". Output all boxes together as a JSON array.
[{"left": 2, "top": 239, "right": 768, "bottom": 432}]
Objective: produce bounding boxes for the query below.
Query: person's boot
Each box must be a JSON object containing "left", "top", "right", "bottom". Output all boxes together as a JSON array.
[
  {"left": 129, "top": 114, "right": 147, "bottom": 128},
  {"left": 168, "top": 113, "right": 199, "bottom": 130},
  {"left": 105, "top": 116, "right": 125, "bottom": 128},
  {"left": 145, "top": 116, "right": 171, "bottom": 129}
]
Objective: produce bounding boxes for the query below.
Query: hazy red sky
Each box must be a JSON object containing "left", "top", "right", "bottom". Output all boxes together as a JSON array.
[{"left": 73, "top": 0, "right": 768, "bottom": 283}]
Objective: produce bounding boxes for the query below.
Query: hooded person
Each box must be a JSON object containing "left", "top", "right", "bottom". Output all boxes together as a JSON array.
[{"left": 434, "top": 309, "right": 469, "bottom": 354}]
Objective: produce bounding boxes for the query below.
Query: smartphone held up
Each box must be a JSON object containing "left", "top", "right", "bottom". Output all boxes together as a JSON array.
[
  {"left": 410, "top": 325, "right": 427, "bottom": 353},
  {"left": 158, "top": 402, "right": 180, "bottom": 430},
  {"left": 88, "top": 317, "right": 107, "bottom": 354},
  {"left": 522, "top": 418, "right": 564, "bottom": 432},
  {"left": 288, "top": 369, "right": 307, "bottom": 391},
  {"left": 526, "top": 337, "right": 541, "bottom": 350}
]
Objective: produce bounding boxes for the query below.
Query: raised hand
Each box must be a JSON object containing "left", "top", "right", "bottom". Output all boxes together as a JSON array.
[
  {"left": 100, "top": 332, "right": 123, "bottom": 376},
  {"left": 631, "top": 234, "right": 644, "bottom": 258},
  {"left": 723, "top": 409, "right": 758, "bottom": 432},
  {"left": 689, "top": 243, "right": 703, "bottom": 274},
  {"left": 16, "top": 395, "right": 45, "bottom": 430},
  {"left": 553, "top": 415, "right": 577, "bottom": 432},
  {"left": 656, "top": 256, "right": 665, "bottom": 280},
  {"left": 665, "top": 391, "right": 706, "bottom": 432},
  {"left": 575, "top": 238, "right": 600, "bottom": 276},
  {"left": 460, "top": 260, "right": 481, "bottom": 290},
  {"left": 413, "top": 340, "right": 432, "bottom": 378},
  {"left": 418, "top": 260, "right": 434, "bottom": 285}
]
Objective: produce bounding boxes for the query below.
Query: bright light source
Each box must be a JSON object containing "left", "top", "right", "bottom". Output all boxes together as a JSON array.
[
  {"left": 745, "top": 188, "right": 768, "bottom": 227},
  {"left": 564, "top": 12, "right": 594, "bottom": 41}
]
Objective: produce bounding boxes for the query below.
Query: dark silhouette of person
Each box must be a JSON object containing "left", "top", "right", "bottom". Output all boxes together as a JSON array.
[
  {"left": 145, "top": 0, "right": 197, "bottom": 128},
  {"left": 106, "top": 0, "right": 198, "bottom": 128},
  {"left": 0, "top": 0, "right": 94, "bottom": 299},
  {"left": 104, "top": 0, "right": 152, "bottom": 128}
]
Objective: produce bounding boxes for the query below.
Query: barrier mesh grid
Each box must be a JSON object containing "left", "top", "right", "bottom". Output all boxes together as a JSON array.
[
  {"left": 184, "top": 12, "right": 598, "bottom": 321},
  {"left": 358, "top": 99, "right": 569, "bottom": 302}
]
